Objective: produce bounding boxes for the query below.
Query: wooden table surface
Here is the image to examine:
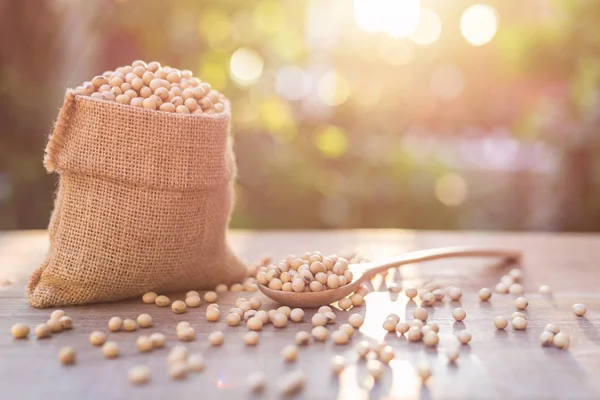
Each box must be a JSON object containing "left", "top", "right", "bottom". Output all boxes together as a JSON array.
[{"left": 0, "top": 230, "right": 599, "bottom": 400}]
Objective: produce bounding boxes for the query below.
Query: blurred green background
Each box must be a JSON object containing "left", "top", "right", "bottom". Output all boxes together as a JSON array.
[{"left": 2, "top": 0, "right": 600, "bottom": 231}]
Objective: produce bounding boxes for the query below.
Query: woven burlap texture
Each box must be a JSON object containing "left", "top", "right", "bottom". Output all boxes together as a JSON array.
[{"left": 27, "top": 90, "right": 246, "bottom": 308}]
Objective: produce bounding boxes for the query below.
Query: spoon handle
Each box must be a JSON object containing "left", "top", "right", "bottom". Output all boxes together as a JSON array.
[{"left": 352, "top": 246, "right": 522, "bottom": 283}]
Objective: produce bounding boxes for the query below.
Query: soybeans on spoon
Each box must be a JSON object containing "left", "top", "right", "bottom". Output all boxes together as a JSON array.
[{"left": 258, "top": 246, "right": 521, "bottom": 307}]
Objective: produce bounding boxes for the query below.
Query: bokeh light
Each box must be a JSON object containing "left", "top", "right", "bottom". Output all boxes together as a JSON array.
[
  {"left": 259, "top": 97, "right": 296, "bottom": 142},
  {"left": 460, "top": 5, "right": 499, "bottom": 46},
  {"left": 434, "top": 173, "right": 468, "bottom": 206},
  {"left": 317, "top": 71, "right": 350, "bottom": 106},
  {"left": 313, "top": 125, "right": 348, "bottom": 158},
  {"left": 199, "top": 8, "right": 237, "bottom": 52},
  {"left": 410, "top": 9, "right": 442, "bottom": 45},
  {"left": 276, "top": 66, "right": 309, "bottom": 101},
  {"left": 353, "top": 0, "right": 420, "bottom": 37},
  {"left": 230, "top": 47, "right": 264, "bottom": 86},
  {"left": 379, "top": 40, "right": 415, "bottom": 66},
  {"left": 253, "top": 0, "right": 286, "bottom": 35},
  {"left": 430, "top": 65, "right": 465, "bottom": 101}
]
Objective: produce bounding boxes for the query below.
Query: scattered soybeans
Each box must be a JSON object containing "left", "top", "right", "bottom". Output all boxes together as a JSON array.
[
  {"left": 423, "top": 331, "right": 439, "bottom": 347},
  {"left": 407, "top": 327, "right": 422, "bottom": 342},
  {"left": 511, "top": 317, "right": 527, "bottom": 330},
  {"left": 295, "top": 331, "right": 311, "bottom": 345},
  {"left": 250, "top": 298, "right": 262, "bottom": 310},
  {"left": 413, "top": 307, "right": 428, "bottom": 321},
  {"left": 282, "top": 345, "right": 298, "bottom": 362},
  {"left": 511, "top": 312, "right": 527, "bottom": 320},
  {"left": 167, "top": 346, "right": 188, "bottom": 364},
  {"left": 448, "top": 287, "right": 462, "bottom": 301},
  {"left": 150, "top": 332, "right": 166, "bottom": 348},
  {"left": 330, "top": 356, "right": 346, "bottom": 374},
  {"left": 427, "top": 322, "right": 440, "bottom": 333},
  {"left": 169, "top": 362, "right": 188, "bottom": 380},
  {"left": 478, "top": 288, "right": 492, "bottom": 301},
  {"left": 58, "top": 347, "right": 76, "bottom": 365},
  {"left": 279, "top": 370, "right": 305, "bottom": 395},
  {"left": 350, "top": 293, "right": 364, "bottom": 306},
  {"left": 129, "top": 365, "right": 150, "bottom": 384},
  {"left": 452, "top": 308, "right": 466, "bottom": 322},
  {"left": 89, "top": 331, "right": 106, "bottom": 346},
  {"left": 417, "top": 362, "right": 432, "bottom": 380},
  {"left": 59, "top": 316, "right": 73, "bottom": 330},
  {"left": 290, "top": 308, "right": 304, "bottom": 322},
  {"left": 509, "top": 268, "right": 522, "bottom": 281},
  {"left": 405, "top": 288, "right": 418, "bottom": 299},
  {"left": 206, "top": 307, "right": 221, "bottom": 322},
  {"left": 348, "top": 313, "right": 364, "bottom": 328},
  {"left": 338, "top": 297, "right": 352, "bottom": 310},
  {"left": 339, "top": 323, "right": 354, "bottom": 337},
  {"left": 396, "top": 321, "right": 409, "bottom": 334},
  {"left": 312, "top": 313, "right": 327, "bottom": 327},
  {"left": 572, "top": 303, "right": 587, "bottom": 317},
  {"left": 539, "top": 285, "right": 552, "bottom": 295},
  {"left": 142, "top": 292, "right": 157, "bottom": 304},
  {"left": 247, "top": 317, "right": 263, "bottom": 331},
  {"left": 102, "top": 341, "right": 119, "bottom": 358},
  {"left": 230, "top": 283, "right": 244, "bottom": 292},
  {"left": 171, "top": 300, "right": 186, "bottom": 314},
  {"left": 382, "top": 318, "right": 397, "bottom": 332},
  {"left": 553, "top": 332, "right": 570, "bottom": 350},
  {"left": 47, "top": 319, "right": 63, "bottom": 333},
  {"left": 204, "top": 291, "right": 218, "bottom": 303},
  {"left": 540, "top": 331, "right": 554, "bottom": 346},
  {"left": 137, "top": 313, "right": 152, "bottom": 328},
  {"left": 515, "top": 297, "right": 529, "bottom": 310},
  {"left": 272, "top": 313, "right": 288, "bottom": 328},
  {"left": 177, "top": 327, "right": 196, "bottom": 342},
  {"left": 421, "top": 293, "right": 436, "bottom": 306},
  {"left": 446, "top": 346, "right": 460, "bottom": 363},
  {"left": 244, "top": 331, "right": 260, "bottom": 346},
  {"left": 367, "top": 360, "right": 384, "bottom": 380},
  {"left": 356, "top": 341, "right": 370, "bottom": 358},
  {"left": 432, "top": 288, "right": 445, "bottom": 301},
  {"left": 457, "top": 330, "right": 472, "bottom": 344},
  {"left": 379, "top": 346, "right": 395, "bottom": 363},
  {"left": 11, "top": 323, "right": 30, "bottom": 339},
  {"left": 509, "top": 283, "right": 524, "bottom": 295},
  {"left": 494, "top": 316, "right": 508, "bottom": 330},
  {"left": 123, "top": 319, "right": 137, "bottom": 332},
  {"left": 318, "top": 305, "right": 332, "bottom": 314},
  {"left": 495, "top": 282, "right": 509, "bottom": 294},
  {"left": 247, "top": 371, "right": 266, "bottom": 393},
  {"left": 208, "top": 331, "right": 224, "bottom": 346},
  {"left": 215, "top": 283, "right": 229, "bottom": 292},
  {"left": 324, "top": 312, "right": 336, "bottom": 324},
  {"left": 155, "top": 295, "right": 170, "bottom": 307},
  {"left": 386, "top": 314, "right": 400, "bottom": 324},
  {"left": 255, "top": 310, "right": 270, "bottom": 325},
  {"left": 35, "top": 323, "right": 52, "bottom": 339},
  {"left": 50, "top": 310, "right": 65, "bottom": 320},
  {"left": 137, "top": 336, "right": 153, "bottom": 352},
  {"left": 311, "top": 326, "right": 328, "bottom": 341},
  {"left": 544, "top": 324, "right": 560, "bottom": 334},
  {"left": 332, "top": 330, "right": 350, "bottom": 345},
  {"left": 409, "top": 319, "right": 424, "bottom": 329},
  {"left": 188, "top": 354, "right": 205, "bottom": 371},
  {"left": 226, "top": 313, "right": 241, "bottom": 327},
  {"left": 108, "top": 316, "right": 123, "bottom": 332},
  {"left": 185, "top": 296, "right": 201, "bottom": 308}
]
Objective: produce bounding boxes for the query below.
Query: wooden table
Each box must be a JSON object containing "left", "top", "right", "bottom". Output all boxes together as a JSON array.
[{"left": 0, "top": 230, "right": 599, "bottom": 399}]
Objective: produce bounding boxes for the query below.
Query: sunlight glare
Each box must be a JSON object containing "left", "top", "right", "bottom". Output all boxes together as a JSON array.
[{"left": 460, "top": 4, "right": 499, "bottom": 46}]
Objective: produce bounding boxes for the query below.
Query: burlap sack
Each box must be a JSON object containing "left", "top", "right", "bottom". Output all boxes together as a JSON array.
[{"left": 27, "top": 90, "right": 246, "bottom": 308}]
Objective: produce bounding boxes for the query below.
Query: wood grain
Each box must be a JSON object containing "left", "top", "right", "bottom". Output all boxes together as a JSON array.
[{"left": 0, "top": 230, "right": 599, "bottom": 399}]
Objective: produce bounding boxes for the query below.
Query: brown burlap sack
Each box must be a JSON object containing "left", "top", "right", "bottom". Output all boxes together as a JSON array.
[{"left": 27, "top": 90, "right": 246, "bottom": 308}]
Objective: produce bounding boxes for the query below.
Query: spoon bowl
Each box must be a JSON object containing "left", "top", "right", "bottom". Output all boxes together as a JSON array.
[{"left": 258, "top": 245, "right": 521, "bottom": 308}]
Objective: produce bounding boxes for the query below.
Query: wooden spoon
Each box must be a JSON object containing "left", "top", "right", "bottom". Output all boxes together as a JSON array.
[{"left": 258, "top": 246, "right": 521, "bottom": 308}]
